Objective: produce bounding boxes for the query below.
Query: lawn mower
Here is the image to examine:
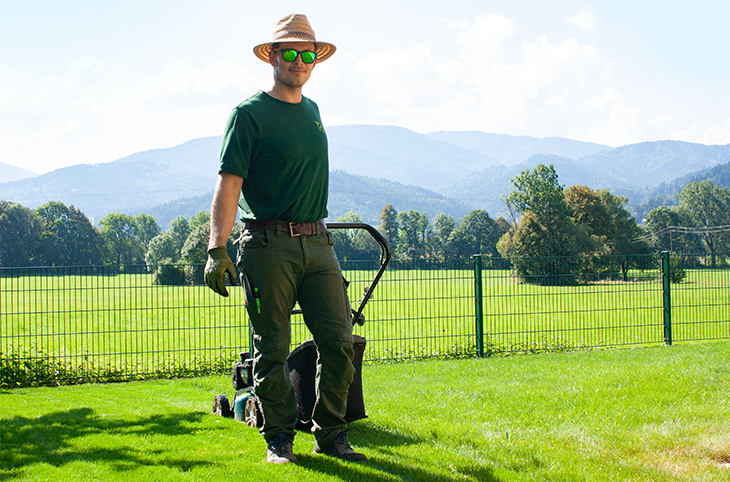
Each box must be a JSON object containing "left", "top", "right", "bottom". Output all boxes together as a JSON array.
[{"left": 212, "top": 222, "right": 391, "bottom": 429}]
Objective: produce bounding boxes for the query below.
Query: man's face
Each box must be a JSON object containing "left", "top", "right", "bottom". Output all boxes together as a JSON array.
[{"left": 269, "top": 42, "right": 316, "bottom": 89}]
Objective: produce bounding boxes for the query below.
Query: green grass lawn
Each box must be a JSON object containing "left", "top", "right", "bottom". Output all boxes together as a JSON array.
[{"left": 3, "top": 341, "right": 730, "bottom": 481}]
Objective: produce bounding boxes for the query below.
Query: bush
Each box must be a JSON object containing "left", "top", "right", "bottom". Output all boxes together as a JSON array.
[
  {"left": 670, "top": 255, "right": 687, "bottom": 284},
  {"left": 153, "top": 259, "right": 186, "bottom": 286},
  {"left": 511, "top": 255, "right": 582, "bottom": 286},
  {"left": 185, "top": 264, "right": 206, "bottom": 285},
  {"left": 1, "top": 344, "right": 234, "bottom": 387}
]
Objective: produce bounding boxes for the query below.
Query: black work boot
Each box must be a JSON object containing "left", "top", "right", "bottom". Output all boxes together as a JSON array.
[
  {"left": 313, "top": 430, "right": 367, "bottom": 461},
  {"left": 267, "top": 433, "right": 298, "bottom": 464}
]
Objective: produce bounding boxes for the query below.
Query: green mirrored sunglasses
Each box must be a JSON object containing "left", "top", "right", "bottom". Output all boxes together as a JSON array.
[{"left": 278, "top": 48, "right": 317, "bottom": 64}]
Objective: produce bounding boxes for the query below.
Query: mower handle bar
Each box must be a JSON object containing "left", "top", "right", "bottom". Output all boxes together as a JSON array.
[{"left": 291, "top": 222, "right": 391, "bottom": 326}]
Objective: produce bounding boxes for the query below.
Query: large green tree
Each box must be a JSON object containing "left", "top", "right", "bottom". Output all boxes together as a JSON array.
[
  {"left": 35, "top": 201, "right": 106, "bottom": 266},
  {"left": 134, "top": 213, "right": 161, "bottom": 251},
  {"left": 501, "top": 164, "right": 592, "bottom": 285},
  {"left": 329, "top": 211, "right": 381, "bottom": 261},
  {"left": 427, "top": 213, "right": 456, "bottom": 258},
  {"left": 181, "top": 224, "right": 211, "bottom": 265},
  {"left": 378, "top": 204, "right": 399, "bottom": 254},
  {"left": 564, "top": 185, "right": 606, "bottom": 239},
  {"left": 99, "top": 213, "right": 146, "bottom": 265},
  {"left": 0, "top": 201, "right": 44, "bottom": 267},
  {"left": 595, "top": 189, "right": 652, "bottom": 279},
  {"left": 677, "top": 181, "right": 730, "bottom": 266},
  {"left": 189, "top": 211, "right": 210, "bottom": 232},
  {"left": 396, "top": 210, "right": 428, "bottom": 260},
  {"left": 645, "top": 206, "right": 702, "bottom": 254},
  {"left": 505, "top": 164, "right": 569, "bottom": 227},
  {"left": 445, "top": 210, "right": 500, "bottom": 259},
  {"left": 565, "top": 186, "right": 651, "bottom": 280},
  {"left": 145, "top": 215, "right": 191, "bottom": 266}
]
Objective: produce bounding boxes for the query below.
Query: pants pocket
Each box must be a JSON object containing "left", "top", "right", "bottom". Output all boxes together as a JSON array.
[{"left": 324, "top": 231, "right": 336, "bottom": 247}]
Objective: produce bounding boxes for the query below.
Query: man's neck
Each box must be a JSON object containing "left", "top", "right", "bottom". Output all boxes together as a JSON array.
[{"left": 266, "top": 83, "right": 303, "bottom": 104}]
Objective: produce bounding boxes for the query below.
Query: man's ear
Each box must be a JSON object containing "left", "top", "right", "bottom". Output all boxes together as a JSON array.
[{"left": 268, "top": 48, "right": 277, "bottom": 67}]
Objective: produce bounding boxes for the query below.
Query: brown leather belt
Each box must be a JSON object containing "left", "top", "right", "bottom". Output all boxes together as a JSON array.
[{"left": 243, "top": 219, "right": 327, "bottom": 236}]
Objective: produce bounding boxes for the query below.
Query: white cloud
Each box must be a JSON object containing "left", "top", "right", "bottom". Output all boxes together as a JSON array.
[
  {"left": 356, "top": 45, "right": 466, "bottom": 110},
  {"left": 0, "top": 57, "right": 263, "bottom": 173},
  {"left": 585, "top": 103, "right": 646, "bottom": 146},
  {"left": 318, "top": 14, "right": 615, "bottom": 140},
  {"left": 3, "top": 11, "right": 730, "bottom": 175},
  {"left": 318, "top": 13, "right": 730, "bottom": 149},
  {"left": 567, "top": 8, "right": 598, "bottom": 34},
  {"left": 456, "top": 14, "right": 521, "bottom": 64},
  {"left": 646, "top": 114, "right": 676, "bottom": 129},
  {"left": 583, "top": 87, "right": 625, "bottom": 109},
  {"left": 683, "top": 120, "right": 730, "bottom": 146}
]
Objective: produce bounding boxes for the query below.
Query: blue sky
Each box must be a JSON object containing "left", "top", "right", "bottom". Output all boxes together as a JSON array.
[{"left": 1, "top": 0, "right": 729, "bottom": 174}]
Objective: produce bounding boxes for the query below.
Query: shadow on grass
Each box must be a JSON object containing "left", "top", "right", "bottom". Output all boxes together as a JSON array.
[
  {"left": 296, "top": 421, "right": 503, "bottom": 482},
  {"left": 0, "top": 407, "right": 214, "bottom": 480}
]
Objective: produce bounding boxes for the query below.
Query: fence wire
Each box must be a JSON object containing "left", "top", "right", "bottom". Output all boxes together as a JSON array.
[
  {"left": 1, "top": 265, "right": 247, "bottom": 385},
  {"left": 671, "top": 257, "right": 730, "bottom": 342},
  {"left": 1, "top": 253, "right": 729, "bottom": 386},
  {"left": 482, "top": 255, "right": 664, "bottom": 353}
]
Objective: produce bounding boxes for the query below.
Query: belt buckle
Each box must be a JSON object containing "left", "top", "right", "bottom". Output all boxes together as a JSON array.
[{"left": 289, "top": 222, "right": 303, "bottom": 237}]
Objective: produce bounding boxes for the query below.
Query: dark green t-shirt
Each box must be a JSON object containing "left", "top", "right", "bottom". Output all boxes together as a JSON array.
[{"left": 218, "top": 91, "right": 329, "bottom": 223}]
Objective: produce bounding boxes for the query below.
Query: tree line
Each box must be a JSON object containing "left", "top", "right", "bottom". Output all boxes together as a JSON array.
[
  {"left": 341, "top": 163, "right": 730, "bottom": 285},
  {"left": 2, "top": 164, "right": 729, "bottom": 285},
  {"left": 492, "top": 164, "right": 730, "bottom": 284},
  {"left": 0, "top": 199, "right": 510, "bottom": 270},
  {"left": 0, "top": 201, "right": 209, "bottom": 268}
]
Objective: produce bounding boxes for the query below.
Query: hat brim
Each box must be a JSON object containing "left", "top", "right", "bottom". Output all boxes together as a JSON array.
[{"left": 253, "top": 40, "right": 336, "bottom": 63}]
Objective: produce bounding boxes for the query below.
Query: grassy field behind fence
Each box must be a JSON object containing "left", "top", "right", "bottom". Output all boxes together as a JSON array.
[
  {"left": 1, "top": 270, "right": 248, "bottom": 384},
  {"left": 672, "top": 267, "right": 730, "bottom": 341},
  {"left": 2, "top": 263, "right": 730, "bottom": 385}
]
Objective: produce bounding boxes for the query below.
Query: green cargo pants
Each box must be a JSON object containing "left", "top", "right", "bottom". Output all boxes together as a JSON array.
[{"left": 237, "top": 226, "right": 355, "bottom": 448}]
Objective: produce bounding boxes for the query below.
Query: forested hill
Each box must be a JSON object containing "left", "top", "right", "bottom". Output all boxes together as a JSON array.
[
  {"left": 1, "top": 125, "right": 728, "bottom": 225},
  {"left": 621, "top": 156, "right": 730, "bottom": 220},
  {"left": 438, "top": 141, "right": 730, "bottom": 218},
  {"left": 0, "top": 137, "right": 221, "bottom": 222},
  {"left": 327, "top": 170, "right": 473, "bottom": 224},
  {"left": 327, "top": 125, "right": 501, "bottom": 192},
  {"left": 426, "top": 130, "right": 611, "bottom": 165},
  {"left": 575, "top": 141, "right": 730, "bottom": 188},
  {"left": 645, "top": 159, "right": 730, "bottom": 199},
  {"left": 144, "top": 170, "right": 473, "bottom": 229},
  {"left": 438, "top": 154, "right": 605, "bottom": 219}
]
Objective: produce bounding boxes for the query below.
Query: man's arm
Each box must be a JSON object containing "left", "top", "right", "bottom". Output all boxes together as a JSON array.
[
  {"left": 205, "top": 172, "right": 244, "bottom": 296},
  {"left": 209, "top": 172, "right": 244, "bottom": 249}
]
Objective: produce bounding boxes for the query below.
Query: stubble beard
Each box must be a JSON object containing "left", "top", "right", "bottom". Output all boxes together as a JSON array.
[{"left": 274, "top": 57, "right": 310, "bottom": 90}]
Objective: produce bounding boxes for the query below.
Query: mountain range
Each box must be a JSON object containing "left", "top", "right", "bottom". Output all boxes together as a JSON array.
[
  {"left": 0, "top": 163, "right": 38, "bottom": 183},
  {"left": 1, "top": 125, "right": 729, "bottom": 228}
]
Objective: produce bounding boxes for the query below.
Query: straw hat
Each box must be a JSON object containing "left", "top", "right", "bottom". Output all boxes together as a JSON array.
[{"left": 253, "top": 14, "right": 336, "bottom": 63}]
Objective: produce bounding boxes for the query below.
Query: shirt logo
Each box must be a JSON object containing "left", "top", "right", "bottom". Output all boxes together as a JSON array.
[{"left": 314, "top": 121, "right": 325, "bottom": 134}]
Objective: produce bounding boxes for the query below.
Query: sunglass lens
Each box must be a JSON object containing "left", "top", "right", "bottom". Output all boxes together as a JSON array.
[
  {"left": 281, "top": 49, "right": 297, "bottom": 62},
  {"left": 301, "top": 51, "right": 316, "bottom": 64}
]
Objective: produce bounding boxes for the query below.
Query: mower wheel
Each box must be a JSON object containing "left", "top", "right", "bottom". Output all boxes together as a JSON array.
[
  {"left": 213, "top": 394, "right": 232, "bottom": 418},
  {"left": 245, "top": 394, "right": 263, "bottom": 428}
]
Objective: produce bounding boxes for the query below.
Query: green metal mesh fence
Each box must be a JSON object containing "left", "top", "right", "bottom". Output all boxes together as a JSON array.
[
  {"left": 481, "top": 255, "right": 664, "bottom": 353},
  {"left": 2, "top": 252, "right": 729, "bottom": 386}
]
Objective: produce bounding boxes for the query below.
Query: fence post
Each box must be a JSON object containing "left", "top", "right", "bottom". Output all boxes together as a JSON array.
[
  {"left": 661, "top": 251, "right": 672, "bottom": 346},
  {"left": 473, "top": 254, "right": 484, "bottom": 357}
]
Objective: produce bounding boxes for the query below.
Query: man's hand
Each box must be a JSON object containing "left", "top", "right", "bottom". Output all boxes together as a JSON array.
[{"left": 205, "top": 246, "right": 237, "bottom": 297}]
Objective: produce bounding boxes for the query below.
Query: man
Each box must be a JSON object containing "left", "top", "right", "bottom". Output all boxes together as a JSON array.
[{"left": 204, "top": 14, "right": 366, "bottom": 464}]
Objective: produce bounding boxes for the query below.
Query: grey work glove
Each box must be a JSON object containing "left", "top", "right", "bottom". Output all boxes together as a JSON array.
[{"left": 205, "top": 246, "right": 237, "bottom": 297}]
